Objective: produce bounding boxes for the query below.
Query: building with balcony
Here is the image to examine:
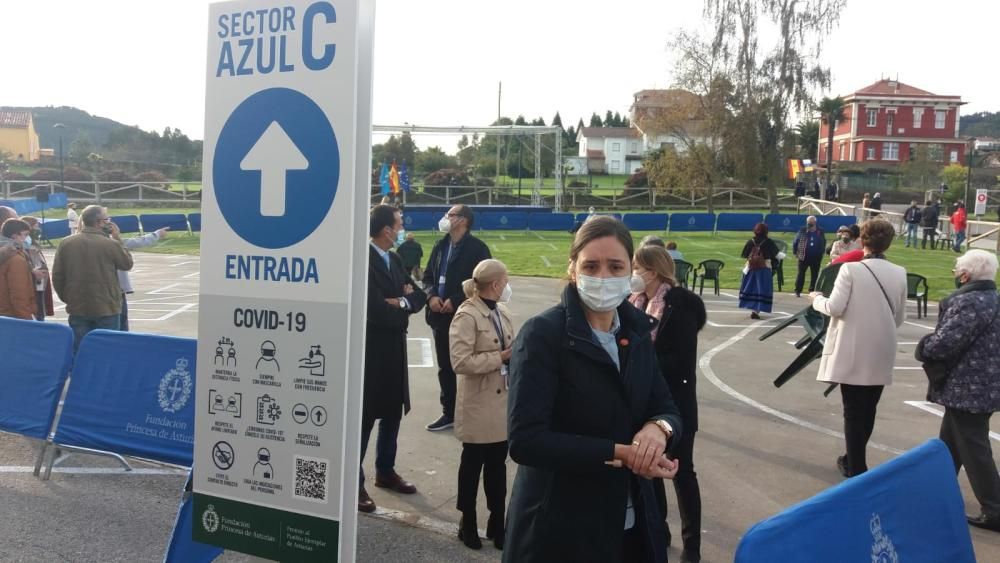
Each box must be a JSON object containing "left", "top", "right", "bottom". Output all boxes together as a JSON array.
[
  {"left": 817, "top": 79, "right": 966, "bottom": 167},
  {"left": 575, "top": 127, "right": 643, "bottom": 175}
]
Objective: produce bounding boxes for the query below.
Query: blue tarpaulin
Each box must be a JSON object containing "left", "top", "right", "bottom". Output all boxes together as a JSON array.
[
  {"left": 140, "top": 214, "right": 190, "bottom": 233},
  {"left": 41, "top": 219, "right": 72, "bottom": 239},
  {"left": 111, "top": 215, "right": 142, "bottom": 234},
  {"left": 764, "top": 214, "right": 811, "bottom": 233},
  {"left": 623, "top": 213, "right": 669, "bottom": 231},
  {"left": 0, "top": 192, "right": 67, "bottom": 216},
  {"left": 163, "top": 471, "right": 224, "bottom": 563},
  {"left": 0, "top": 318, "right": 73, "bottom": 440},
  {"left": 717, "top": 213, "right": 764, "bottom": 232},
  {"left": 54, "top": 331, "right": 198, "bottom": 467},
  {"left": 736, "top": 439, "right": 975, "bottom": 563},
  {"left": 478, "top": 211, "right": 529, "bottom": 230},
  {"left": 669, "top": 213, "right": 716, "bottom": 232},
  {"left": 527, "top": 213, "right": 574, "bottom": 231}
]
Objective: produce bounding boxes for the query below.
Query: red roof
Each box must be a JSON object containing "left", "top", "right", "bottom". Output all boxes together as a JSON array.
[
  {"left": 586, "top": 149, "right": 605, "bottom": 159},
  {"left": 579, "top": 127, "right": 641, "bottom": 139},
  {"left": 0, "top": 111, "right": 31, "bottom": 129},
  {"left": 848, "top": 79, "right": 960, "bottom": 100}
]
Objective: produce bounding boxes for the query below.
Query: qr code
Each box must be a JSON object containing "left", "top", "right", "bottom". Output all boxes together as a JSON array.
[{"left": 294, "top": 456, "right": 329, "bottom": 503}]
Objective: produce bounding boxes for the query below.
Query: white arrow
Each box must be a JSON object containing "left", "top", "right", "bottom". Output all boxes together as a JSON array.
[{"left": 240, "top": 121, "right": 309, "bottom": 217}]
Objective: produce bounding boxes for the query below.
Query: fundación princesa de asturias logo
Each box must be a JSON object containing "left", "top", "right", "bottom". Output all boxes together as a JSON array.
[
  {"left": 158, "top": 358, "right": 193, "bottom": 414},
  {"left": 870, "top": 513, "right": 898, "bottom": 563},
  {"left": 202, "top": 504, "right": 220, "bottom": 533}
]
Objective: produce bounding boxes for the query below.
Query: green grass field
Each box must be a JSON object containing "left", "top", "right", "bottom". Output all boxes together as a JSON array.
[{"left": 133, "top": 228, "right": 972, "bottom": 301}]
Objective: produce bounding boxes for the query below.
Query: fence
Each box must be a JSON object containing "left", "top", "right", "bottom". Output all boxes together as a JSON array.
[
  {"left": 2, "top": 180, "right": 201, "bottom": 204},
  {"left": 374, "top": 185, "right": 798, "bottom": 210}
]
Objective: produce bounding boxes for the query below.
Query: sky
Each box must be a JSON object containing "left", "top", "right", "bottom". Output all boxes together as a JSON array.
[{"left": 3, "top": 0, "right": 997, "bottom": 152}]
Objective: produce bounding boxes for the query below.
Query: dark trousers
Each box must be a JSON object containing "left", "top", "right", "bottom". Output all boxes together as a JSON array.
[
  {"left": 654, "top": 430, "right": 701, "bottom": 558},
  {"left": 922, "top": 228, "right": 937, "bottom": 249},
  {"left": 939, "top": 408, "right": 1000, "bottom": 517},
  {"left": 359, "top": 415, "right": 401, "bottom": 486},
  {"left": 34, "top": 290, "right": 45, "bottom": 321},
  {"left": 840, "top": 384, "right": 884, "bottom": 476},
  {"left": 68, "top": 314, "right": 120, "bottom": 353},
  {"left": 432, "top": 322, "right": 457, "bottom": 419},
  {"left": 621, "top": 524, "right": 648, "bottom": 562},
  {"left": 120, "top": 294, "right": 130, "bottom": 332},
  {"left": 456, "top": 441, "right": 508, "bottom": 514},
  {"left": 795, "top": 258, "right": 821, "bottom": 294}
]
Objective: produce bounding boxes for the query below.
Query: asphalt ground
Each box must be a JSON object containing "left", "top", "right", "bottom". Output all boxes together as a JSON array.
[{"left": 2, "top": 249, "right": 1000, "bottom": 561}]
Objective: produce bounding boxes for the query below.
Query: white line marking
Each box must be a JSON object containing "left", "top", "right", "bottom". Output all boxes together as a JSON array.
[
  {"left": 540, "top": 256, "right": 552, "bottom": 267},
  {"left": 532, "top": 232, "right": 546, "bottom": 240},
  {"left": 904, "top": 401, "right": 1000, "bottom": 442},
  {"left": 894, "top": 367, "right": 924, "bottom": 371},
  {"left": 718, "top": 292, "right": 739, "bottom": 298},
  {"left": 369, "top": 508, "right": 487, "bottom": 542},
  {"left": 407, "top": 337, "right": 434, "bottom": 368},
  {"left": 547, "top": 243, "right": 558, "bottom": 250},
  {"left": 904, "top": 321, "right": 936, "bottom": 331},
  {"left": 492, "top": 244, "right": 501, "bottom": 252},
  {"left": 182, "top": 271, "right": 200, "bottom": 279},
  {"left": 0, "top": 466, "right": 184, "bottom": 475},
  {"left": 699, "top": 322, "right": 903, "bottom": 455},
  {"left": 499, "top": 234, "right": 507, "bottom": 241},
  {"left": 169, "top": 261, "right": 199, "bottom": 267},
  {"left": 154, "top": 303, "right": 198, "bottom": 321},
  {"left": 706, "top": 320, "right": 804, "bottom": 329}
]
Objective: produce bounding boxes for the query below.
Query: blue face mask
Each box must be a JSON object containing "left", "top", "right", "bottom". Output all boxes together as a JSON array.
[
  {"left": 23, "top": 235, "right": 32, "bottom": 249},
  {"left": 395, "top": 229, "right": 406, "bottom": 247}
]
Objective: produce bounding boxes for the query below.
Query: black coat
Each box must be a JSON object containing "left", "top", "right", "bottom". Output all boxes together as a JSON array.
[
  {"left": 421, "top": 233, "right": 491, "bottom": 330},
  {"left": 652, "top": 287, "right": 707, "bottom": 432},
  {"left": 364, "top": 245, "right": 426, "bottom": 420},
  {"left": 504, "top": 286, "right": 683, "bottom": 563}
]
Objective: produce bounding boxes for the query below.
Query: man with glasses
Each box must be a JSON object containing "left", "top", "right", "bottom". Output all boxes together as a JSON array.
[
  {"left": 422, "top": 204, "right": 491, "bottom": 431},
  {"left": 52, "top": 205, "right": 133, "bottom": 351}
]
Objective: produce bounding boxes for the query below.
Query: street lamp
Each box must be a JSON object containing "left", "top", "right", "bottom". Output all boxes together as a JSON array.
[{"left": 53, "top": 123, "right": 66, "bottom": 192}]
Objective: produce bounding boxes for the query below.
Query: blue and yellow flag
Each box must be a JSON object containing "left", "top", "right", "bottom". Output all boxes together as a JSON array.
[{"left": 379, "top": 161, "right": 390, "bottom": 195}]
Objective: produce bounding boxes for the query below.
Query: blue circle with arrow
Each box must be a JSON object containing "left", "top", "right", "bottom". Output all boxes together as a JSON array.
[{"left": 214, "top": 88, "right": 340, "bottom": 249}]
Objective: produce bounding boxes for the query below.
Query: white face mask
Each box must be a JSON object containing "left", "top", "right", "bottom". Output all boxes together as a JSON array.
[
  {"left": 438, "top": 216, "right": 452, "bottom": 233},
  {"left": 23, "top": 235, "right": 32, "bottom": 249},
  {"left": 395, "top": 229, "right": 406, "bottom": 247},
  {"left": 499, "top": 283, "right": 512, "bottom": 303},
  {"left": 629, "top": 273, "right": 646, "bottom": 294},
  {"left": 576, "top": 274, "right": 632, "bottom": 312}
]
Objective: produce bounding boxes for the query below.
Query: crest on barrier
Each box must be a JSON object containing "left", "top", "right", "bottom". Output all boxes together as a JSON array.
[
  {"left": 500, "top": 215, "right": 509, "bottom": 225},
  {"left": 202, "top": 504, "right": 220, "bottom": 533},
  {"left": 870, "top": 513, "right": 898, "bottom": 563},
  {"left": 688, "top": 217, "right": 696, "bottom": 225},
  {"left": 159, "top": 358, "right": 193, "bottom": 414}
]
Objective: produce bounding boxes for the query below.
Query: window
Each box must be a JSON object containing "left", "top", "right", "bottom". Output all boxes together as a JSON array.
[
  {"left": 882, "top": 142, "right": 899, "bottom": 161},
  {"left": 866, "top": 108, "right": 877, "bottom": 127},
  {"left": 950, "top": 150, "right": 959, "bottom": 163},
  {"left": 612, "top": 142, "right": 621, "bottom": 152},
  {"left": 912, "top": 108, "right": 923, "bottom": 129},
  {"left": 866, "top": 146, "right": 875, "bottom": 160},
  {"left": 629, "top": 142, "right": 638, "bottom": 153},
  {"left": 935, "top": 110, "right": 946, "bottom": 129},
  {"left": 839, "top": 142, "right": 845, "bottom": 160},
  {"left": 611, "top": 160, "right": 620, "bottom": 172},
  {"left": 928, "top": 144, "right": 944, "bottom": 161}
]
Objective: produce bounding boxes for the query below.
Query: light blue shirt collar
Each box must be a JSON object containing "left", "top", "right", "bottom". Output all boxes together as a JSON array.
[{"left": 370, "top": 241, "right": 390, "bottom": 268}]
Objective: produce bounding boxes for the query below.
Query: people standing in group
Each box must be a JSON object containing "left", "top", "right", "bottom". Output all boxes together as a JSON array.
[
  {"left": 921, "top": 200, "right": 941, "bottom": 249},
  {"left": 792, "top": 216, "right": 825, "bottom": 297},
  {"left": 51, "top": 206, "right": 133, "bottom": 351},
  {"left": 870, "top": 192, "right": 883, "bottom": 217},
  {"left": 449, "top": 259, "right": 515, "bottom": 551},
  {"left": 66, "top": 202, "right": 79, "bottom": 233},
  {"left": 830, "top": 224, "right": 864, "bottom": 265},
  {"left": 18, "top": 217, "right": 53, "bottom": 321},
  {"left": 0, "top": 219, "right": 37, "bottom": 320},
  {"left": 396, "top": 232, "right": 423, "bottom": 279},
  {"left": 794, "top": 180, "right": 805, "bottom": 198},
  {"left": 358, "top": 204, "right": 427, "bottom": 514},
  {"left": 828, "top": 180, "right": 839, "bottom": 202},
  {"left": 422, "top": 204, "right": 491, "bottom": 432},
  {"left": 630, "top": 244, "right": 706, "bottom": 563},
  {"left": 808, "top": 219, "right": 907, "bottom": 478},
  {"left": 810, "top": 180, "right": 821, "bottom": 199},
  {"left": 118, "top": 227, "right": 169, "bottom": 331},
  {"left": 951, "top": 201, "right": 968, "bottom": 253},
  {"left": 738, "top": 223, "right": 780, "bottom": 320},
  {"left": 903, "top": 201, "right": 922, "bottom": 248},
  {"left": 505, "top": 216, "right": 682, "bottom": 563},
  {"left": 917, "top": 250, "right": 1000, "bottom": 532}
]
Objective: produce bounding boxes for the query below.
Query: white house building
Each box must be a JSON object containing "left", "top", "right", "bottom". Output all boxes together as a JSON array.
[
  {"left": 630, "top": 89, "right": 711, "bottom": 154},
  {"left": 575, "top": 127, "right": 644, "bottom": 175}
]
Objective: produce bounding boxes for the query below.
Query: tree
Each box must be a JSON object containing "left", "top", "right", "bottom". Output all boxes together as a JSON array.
[
  {"left": 416, "top": 146, "right": 458, "bottom": 175},
  {"left": 613, "top": 111, "right": 623, "bottom": 127},
  {"left": 899, "top": 144, "right": 937, "bottom": 189},
  {"left": 940, "top": 164, "right": 968, "bottom": 204},
  {"left": 514, "top": 115, "right": 527, "bottom": 125},
  {"left": 371, "top": 132, "right": 418, "bottom": 169},
  {"left": 551, "top": 112, "right": 563, "bottom": 130},
  {"left": 603, "top": 111, "right": 615, "bottom": 127},
  {"left": 69, "top": 132, "right": 94, "bottom": 165},
  {"left": 682, "top": 0, "right": 846, "bottom": 212},
  {"left": 794, "top": 120, "right": 819, "bottom": 161},
  {"left": 817, "top": 96, "right": 846, "bottom": 198},
  {"left": 589, "top": 113, "right": 603, "bottom": 128}
]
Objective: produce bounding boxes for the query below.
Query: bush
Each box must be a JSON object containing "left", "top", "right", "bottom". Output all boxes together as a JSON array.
[
  {"left": 423, "top": 168, "right": 472, "bottom": 186},
  {"left": 3, "top": 171, "right": 26, "bottom": 181},
  {"left": 135, "top": 170, "right": 169, "bottom": 188},
  {"left": 624, "top": 169, "right": 648, "bottom": 188},
  {"left": 568, "top": 180, "right": 587, "bottom": 188},
  {"left": 29, "top": 167, "right": 92, "bottom": 181},
  {"left": 474, "top": 177, "right": 495, "bottom": 187},
  {"left": 99, "top": 169, "right": 134, "bottom": 182}
]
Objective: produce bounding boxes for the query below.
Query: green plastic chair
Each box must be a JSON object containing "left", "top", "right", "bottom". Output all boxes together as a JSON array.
[
  {"left": 674, "top": 260, "right": 694, "bottom": 289},
  {"left": 694, "top": 259, "right": 725, "bottom": 296},
  {"left": 772, "top": 240, "right": 788, "bottom": 291},
  {"left": 907, "top": 273, "right": 929, "bottom": 319}
]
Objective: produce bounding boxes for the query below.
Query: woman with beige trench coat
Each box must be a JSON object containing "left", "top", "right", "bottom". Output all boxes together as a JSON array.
[
  {"left": 449, "top": 259, "right": 515, "bottom": 551},
  {"left": 808, "top": 219, "right": 907, "bottom": 478}
]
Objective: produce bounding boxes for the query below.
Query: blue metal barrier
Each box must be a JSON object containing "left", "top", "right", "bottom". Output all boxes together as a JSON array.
[
  {"left": 0, "top": 318, "right": 73, "bottom": 440},
  {"left": 140, "top": 214, "right": 190, "bottom": 233},
  {"left": 669, "top": 213, "right": 716, "bottom": 232},
  {"left": 817, "top": 215, "right": 857, "bottom": 233},
  {"left": 764, "top": 214, "right": 811, "bottom": 233},
  {"left": 111, "top": 215, "right": 142, "bottom": 234},
  {"left": 478, "top": 211, "right": 529, "bottom": 230},
  {"left": 402, "top": 211, "right": 437, "bottom": 231},
  {"left": 717, "top": 213, "right": 764, "bottom": 232},
  {"left": 623, "top": 213, "right": 669, "bottom": 231},
  {"left": 187, "top": 213, "right": 202, "bottom": 233},
  {"left": 41, "top": 219, "right": 72, "bottom": 239},
  {"left": 527, "top": 213, "right": 575, "bottom": 231}
]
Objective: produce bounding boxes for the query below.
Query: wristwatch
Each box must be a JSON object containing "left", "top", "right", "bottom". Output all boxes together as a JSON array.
[
  {"left": 398, "top": 299, "right": 407, "bottom": 309},
  {"left": 650, "top": 419, "right": 673, "bottom": 439}
]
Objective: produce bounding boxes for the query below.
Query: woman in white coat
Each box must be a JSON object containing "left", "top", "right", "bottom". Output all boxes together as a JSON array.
[{"left": 808, "top": 219, "right": 907, "bottom": 478}]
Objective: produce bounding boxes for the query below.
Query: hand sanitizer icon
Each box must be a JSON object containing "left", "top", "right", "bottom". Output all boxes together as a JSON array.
[{"left": 298, "top": 345, "right": 325, "bottom": 377}]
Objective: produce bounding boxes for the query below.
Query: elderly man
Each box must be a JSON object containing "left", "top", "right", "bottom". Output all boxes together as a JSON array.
[
  {"left": 791, "top": 215, "right": 825, "bottom": 297},
  {"left": 52, "top": 205, "right": 133, "bottom": 350},
  {"left": 918, "top": 250, "right": 1000, "bottom": 532},
  {"left": 0, "top": 206, "right": 17, "bottom": 224}
]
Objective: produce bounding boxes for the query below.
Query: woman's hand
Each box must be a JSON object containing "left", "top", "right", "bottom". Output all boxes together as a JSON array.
[
  {"left": 500, "top": 348, "right": 512, "bottom": 362},
  {"left": 626, "top": 422, "right": 667, "bottom": 477}
]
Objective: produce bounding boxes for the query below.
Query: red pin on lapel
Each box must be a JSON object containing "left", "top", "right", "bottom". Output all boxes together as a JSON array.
[{"left": 618, "top": 338, "right": 629, "bottom": 347}]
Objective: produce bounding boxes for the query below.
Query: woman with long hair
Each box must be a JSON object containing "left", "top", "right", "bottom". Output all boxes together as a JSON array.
[{"left": 738, "top": 223, "right": 780, "bottom": 320}]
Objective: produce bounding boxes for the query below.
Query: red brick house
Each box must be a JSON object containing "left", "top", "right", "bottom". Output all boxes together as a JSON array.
[{"left": 817, "top": 79, "right": 966, "bottom": 167}]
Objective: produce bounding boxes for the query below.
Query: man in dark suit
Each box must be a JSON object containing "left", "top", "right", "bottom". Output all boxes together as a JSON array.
[
  {"left": 421, "top": 204, "right": 491, "bottom": 431},
  {"left": 359, "top": 205, "right": 427, "bottom": 513}
]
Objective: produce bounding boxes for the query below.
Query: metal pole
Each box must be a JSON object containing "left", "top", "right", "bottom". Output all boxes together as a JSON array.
[
  {"left": 533, "top": 134, "right": 541, "bottom": 207},
  {"left": 495, "top": 82, "right": 501, "bottom": 188},
  {"left": 965, "top": 141, "right": 974, "bottom": 208},
  {"left": 554, "top": 129, "right": 563, "bottom": 212}
]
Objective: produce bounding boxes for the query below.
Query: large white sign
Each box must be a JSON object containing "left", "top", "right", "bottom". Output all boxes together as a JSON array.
[
  {"left": 193, "top": 1, "right": 373, "bottom": 561},
  {"left": 975, "top": 189, "right": 988, "bottom": 216}
]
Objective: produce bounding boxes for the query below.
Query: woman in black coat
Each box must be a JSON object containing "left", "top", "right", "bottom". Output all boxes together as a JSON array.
[
  {"left": 505, "top": 216, "right": 683, "bottom": 563},
  {"left": 630, "top": 244, "right": 707, "bottom": 563}
]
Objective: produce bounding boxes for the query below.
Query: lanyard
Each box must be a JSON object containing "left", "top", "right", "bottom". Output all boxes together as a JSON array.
[{"left": 488, "top": 309, "right": 505, "bottom": 347}]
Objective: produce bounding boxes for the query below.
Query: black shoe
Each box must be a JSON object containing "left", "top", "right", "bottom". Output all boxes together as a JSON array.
[
  {"left": 968, "top": 514, "right": 1000, "bottom": 532},
  {"left": 458, "top": 513, "right": 482, "bottom": 549},
  {"left": 750, "top": 312, "right": 761, "bottom": 320},
  {"left": 425, "top": 415, "right": 454, "bottom": 431},
  {"left": 836, "top": 455, "right": 850, "bottom": 478},
  {"left": 486, "top": 511, "right": 504, "bottom": 550},
  {"left": 680, "top": 550, "right": 701, "bottom": 563},
  {"left": 795, "top": 292, "right": 801, "bottom": 298}
]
